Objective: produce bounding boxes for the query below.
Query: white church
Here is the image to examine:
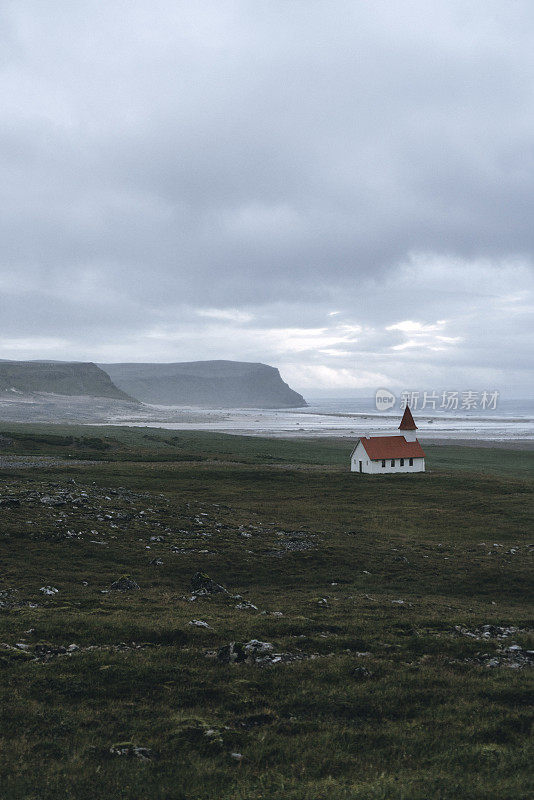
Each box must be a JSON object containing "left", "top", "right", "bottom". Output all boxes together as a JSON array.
[{"left": 350, "top": 406, "right": 426, "bottom": 474}]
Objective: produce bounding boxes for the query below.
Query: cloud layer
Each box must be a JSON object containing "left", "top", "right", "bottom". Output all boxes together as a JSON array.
[{"left": 1, "top": 1, "right": 533, "bottom": 394}]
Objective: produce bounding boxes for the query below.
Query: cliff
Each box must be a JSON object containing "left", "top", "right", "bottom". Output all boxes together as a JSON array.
[
  {"left": 0, "top": 361, "right": 132, "bottom": 401},
  {"left": 100, "top": 360, "right": 307, "bottom": 408}
]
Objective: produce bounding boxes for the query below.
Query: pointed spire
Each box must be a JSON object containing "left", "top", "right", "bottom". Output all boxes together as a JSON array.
[{"left": 399, "top": 405, "right": 417, "bottom": 430}]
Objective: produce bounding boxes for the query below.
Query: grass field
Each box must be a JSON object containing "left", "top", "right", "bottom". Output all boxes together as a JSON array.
[{"left": 0, "top": 425, "right": 532, "bottom": 799}]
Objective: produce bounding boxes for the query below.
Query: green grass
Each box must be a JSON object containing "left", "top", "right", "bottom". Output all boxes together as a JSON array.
[
  {"left": 0, "top": 425, "right": 532, "bottom": 799},
  {"left": 2, "top": 422, "right": 534, "bottom": 475}
]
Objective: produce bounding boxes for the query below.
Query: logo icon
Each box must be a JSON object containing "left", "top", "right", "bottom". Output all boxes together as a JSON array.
[{"left": 375, "top": 388, "right": 396, "bottom": 411}]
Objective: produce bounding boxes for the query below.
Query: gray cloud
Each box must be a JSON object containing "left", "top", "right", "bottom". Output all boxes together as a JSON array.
[{"left": 0, "top": 1, "right": 533, "bottom": 393}]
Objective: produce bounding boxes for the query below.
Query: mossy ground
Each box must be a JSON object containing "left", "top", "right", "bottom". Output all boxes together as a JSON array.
[{"left": 0, "top": 426, "right": 532, "bottom": 799}]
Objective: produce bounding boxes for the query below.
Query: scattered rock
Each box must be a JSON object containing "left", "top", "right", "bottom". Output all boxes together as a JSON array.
[
  {"left": 189, "top": 619, "right": 212, "bottom": 629},
  {"left": 0, "top": 589, "right": 23, "bottom": 609},
  {"left": 110, "top": 576, "right": 140, "bottom": 591},
  {"left": 217, "top": 642, "right": 246, "bottom": 664},
  {"left": 169, "top": 718, "right": 225, "bottom": 751},
  {"left": 203, "top": 728, "right": 223, "bottom": 745},
  {"left": 40, "top": 495, "right": 68, "bottom": 506},
  {"left": 40, "top": 586, "right": 59, "bottom": 596},
  {"left": 243, "top": 640, "right": 274, "bottom": 659},
  {"left": 454, "top": 624, "right": 526, "bottom": 640},
  {"left": 215, "top": 639, "right": 297, "bottom": 666},
  {"left": 235, "top": 601, "right": 258, "bottom": 611},
  {"left": 475, "top": 646, "right": 534, "bottom": 669},
  {"left": 0, "top": 643, "right": 34, "bottom": 663},
  {"left": 268, "top": 530, "right": 316, "bottom": 557},
  {"left": 148, "top": 558, "right": 163, "bottom": 566},
  {"left": 189, "top": 572, "right": 226, "bottom": 595},
  {"left": 110, "top": 742, "right": 153, "bottom": 760},
  {"left": 34, "top": 643, "right": 67, "bottom": 658},
  {"left": 350, "top": 666, "right": 373, "bottom": 680}
]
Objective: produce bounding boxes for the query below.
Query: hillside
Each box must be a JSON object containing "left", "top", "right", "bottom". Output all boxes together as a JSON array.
[
  {"left": 101, "top": 360, "right": 307, "bottom": 408},
  {"left": 0, "top": 361, "right": 132, "bottom": 401}
]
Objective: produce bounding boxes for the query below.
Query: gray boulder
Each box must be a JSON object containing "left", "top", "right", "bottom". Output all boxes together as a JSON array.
[
  {"left": 190, "top": 572, "right": 226, "bottom": 595},
  {"left": 110, "top": 576, "right": 140, "bottom": 591},
  {"left": 217, "top": 642, "right": 246, "bottom": 664}
]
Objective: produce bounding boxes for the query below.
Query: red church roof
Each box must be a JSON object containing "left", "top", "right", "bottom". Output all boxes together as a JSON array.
[
  {"left": 399, "top": 405, "right": 417, "bottom": 430},
  {"left": 359, "top": 436, "right": 425, "bottom": 460}
]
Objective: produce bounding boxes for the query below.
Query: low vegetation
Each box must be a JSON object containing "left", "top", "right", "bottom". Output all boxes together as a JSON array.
[{"left": 0, "top": 426, "right": 532, "bottom": 799}]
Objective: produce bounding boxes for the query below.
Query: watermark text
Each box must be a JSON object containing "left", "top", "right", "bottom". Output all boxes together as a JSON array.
[{"left": 375, "top": 389, "right": 499, "bottom": 412}]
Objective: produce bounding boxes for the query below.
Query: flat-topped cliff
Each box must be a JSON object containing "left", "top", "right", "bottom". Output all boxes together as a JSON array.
[{"left": 101, "top": 360, "right": 307, "bottom": 408}]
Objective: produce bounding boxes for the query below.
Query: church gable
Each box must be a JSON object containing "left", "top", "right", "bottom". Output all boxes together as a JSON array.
[{"left": 350, "top": 407, "right": 426, "bottom": 474}]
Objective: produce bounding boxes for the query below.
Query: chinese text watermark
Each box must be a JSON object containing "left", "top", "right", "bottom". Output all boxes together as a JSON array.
[{"left": 375, "top": 388, "right": 499, "bottom": 412}]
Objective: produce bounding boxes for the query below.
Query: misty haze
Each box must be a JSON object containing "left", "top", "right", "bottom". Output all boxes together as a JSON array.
[{"left": 0, "top": 3, "right": 532, "bottom": 799}]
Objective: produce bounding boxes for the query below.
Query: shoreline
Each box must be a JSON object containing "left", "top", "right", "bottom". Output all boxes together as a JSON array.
[
  {"left": 1, "top": 394, "right": 533, "bottom": 450},
  {"left": 420, "top": 437, "right": 534, "bottom": 451},
  {"left": 224, "top": 432, "right": 534, "bottom": 451}
]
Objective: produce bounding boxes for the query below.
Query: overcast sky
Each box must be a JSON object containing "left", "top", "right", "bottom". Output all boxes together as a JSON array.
[{"left": 1, "top": 1, "right": 533, "bottom": 395}]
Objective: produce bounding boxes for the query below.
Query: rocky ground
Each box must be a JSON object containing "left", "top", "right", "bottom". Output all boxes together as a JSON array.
[{"left": 0, "top": 434, "right": 532, "bottom": 799}]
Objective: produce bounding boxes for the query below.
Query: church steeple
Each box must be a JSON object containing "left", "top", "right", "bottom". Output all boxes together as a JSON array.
[
  {"left": 399, "top": 405, "right": 417, "bottom": 431},
  {"left": 399, "top": 405, "right": 417, "bottom": 441}
]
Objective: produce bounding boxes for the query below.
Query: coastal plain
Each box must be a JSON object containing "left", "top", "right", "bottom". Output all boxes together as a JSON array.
[{"left": 0, "top": 426, "right": 532, "bottom": 800}]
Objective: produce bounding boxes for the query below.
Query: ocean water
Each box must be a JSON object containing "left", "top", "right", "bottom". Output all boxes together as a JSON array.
[
  {"left": 304, "top": 397, "right": 534, "bottom": 418},
  {"left": 109, "top": 396, "right": 534, "bottom": 442}
]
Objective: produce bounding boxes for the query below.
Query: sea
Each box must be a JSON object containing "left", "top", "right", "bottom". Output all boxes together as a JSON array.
[{"left": 109, "top": 396, "right": 534, "bottom": 443}]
